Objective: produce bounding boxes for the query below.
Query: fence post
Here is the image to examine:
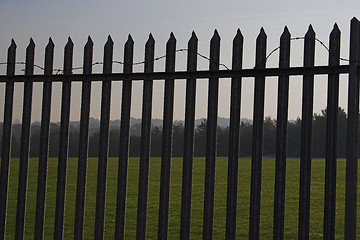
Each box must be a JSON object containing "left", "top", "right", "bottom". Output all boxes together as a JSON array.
[
  {"left": 273, "top": 26, "right": 290, "bottom": 240},
  {"left": 136, "top": 34, "right": 155, "bottom": 240},
  {"left": 34, "top": 38, "right": 54, "bottom": 240},
  {"left": 249, "top": 28, "right": 266, "bottom": 240},
  {"left": 115, "top": 34, "right": 134, "bottom": 240},
  {"left": 74, "top": 36, "right": 93, "bottom": 240},
  {"left": 226, "top": 29, "right": 243, "bottom": 240},
  {"left": 323, "top": 24, "right": 340, "bottom": 240},
  {"left": 15, "top": 38, "right": 35, "bottom": 240},
  {"left": 180, "top": 32, "right": 198, "bottom": 240},
  {"left": 345, "top": 17, "right": 360, "bottom": 240},
  {"left": 203, "top": 29, "right": 221, "bottom": 239},
  {"left": 0, "top": 39, "right": 16, "bottom": 240},
  {"left": 158, "top": 32, "right": 176, "bottom": 240},
  {"left": 298, "top": 25, "right": 315, "bottom": 240},
  {"left": 54, "top": 37, "right": 73, "bottom": 240},
  {"left": 94, "top": 35, "right": 113, "bottom": 240}
]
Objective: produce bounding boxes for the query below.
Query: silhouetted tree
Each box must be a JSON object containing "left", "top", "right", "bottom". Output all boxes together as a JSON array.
[
  {"left": 109, "top": 129, "right": 120, "bottom": 157},
  {"left": 287, "top": 118, "right": 301, "bottom": 157},
  {"left": 151, "top": 126, "right": 162, "bottom": 157},
  {"left": 49, "top": 124, "right": 60, "bottom": 158},
  {"left": 239, "top": 121, "right": 252, "bottom": 157},
  {"left": 88, "top": 132, "right": 99, "bottom": 157},
  {"left": 263, "top": 117, "right": 276, "bottom": 156},
  {"left": 217, "top": 126, "right": 229, "bottom": 157},
  {"left": 194, "top": 119, "right": 207, "bottom": 157},
  {"left": 30, "top": 130, "right": 41, "bottom": 157},
  {"left": 172, "top": 122, "right": 184, "bottom": 157},
  {"left": 129, "top": 135, "right": 141, "bottom": 157}
]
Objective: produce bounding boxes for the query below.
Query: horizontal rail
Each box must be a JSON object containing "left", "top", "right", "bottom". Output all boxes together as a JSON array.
[{"left": 0, "top": 65, "right": 351, "bottom": 83}]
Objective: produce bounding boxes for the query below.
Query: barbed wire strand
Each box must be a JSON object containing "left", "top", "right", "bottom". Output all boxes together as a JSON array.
[{"left": 0, "top": 36, "right": 355, "bottom": 75}]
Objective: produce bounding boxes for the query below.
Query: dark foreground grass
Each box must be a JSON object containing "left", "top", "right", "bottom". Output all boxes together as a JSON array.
[{"left": 2, "top": 157, "right": 360, "bottom": 239}]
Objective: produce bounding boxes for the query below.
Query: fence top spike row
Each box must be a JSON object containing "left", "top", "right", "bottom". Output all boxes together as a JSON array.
[{"left": 1, "top": 20, "right": 360, "bottom": 81}]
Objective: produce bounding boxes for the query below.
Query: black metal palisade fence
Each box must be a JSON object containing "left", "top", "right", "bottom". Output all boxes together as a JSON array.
[{"left": 0, "top": 17, "right": 360, "bottom": 240}]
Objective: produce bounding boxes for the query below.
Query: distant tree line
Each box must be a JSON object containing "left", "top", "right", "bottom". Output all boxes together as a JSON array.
[{"left": 0, "top": 107, "right": 349, "bottom": 159}]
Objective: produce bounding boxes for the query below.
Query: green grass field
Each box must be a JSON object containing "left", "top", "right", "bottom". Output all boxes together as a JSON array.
[{"left": 2, "top": 157, "right": 360, "bottom": 239}]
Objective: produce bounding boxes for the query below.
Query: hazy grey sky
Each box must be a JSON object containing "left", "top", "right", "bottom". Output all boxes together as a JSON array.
[{"left": 0, "top": 0, "right": 359, "bottom": 122}]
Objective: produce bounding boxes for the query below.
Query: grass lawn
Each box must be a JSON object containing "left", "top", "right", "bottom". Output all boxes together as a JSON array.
[{"left": 2, "top": 157, "right": 360, "bottom": 239}]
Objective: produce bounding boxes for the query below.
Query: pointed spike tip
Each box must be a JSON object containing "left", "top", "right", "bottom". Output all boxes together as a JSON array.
[
  {"left": 127, "top": 34, "right": 134, "bottom": 43},
  {"left": 213, "top": 29, "right": 220, "bottom": 39},
  {"left": 351, "top": 17, "right": 359, "bottom": 23},
  {"left": 333, "top": 23, "right": 340, "bottom": 31},
  {"left": 87, "top": 36, "right": 94, "bottom": 45},
  {"left": 146, "top": 33, "right": 155, "bottom": 45},
  {"left": 85, "top": 36, "right": 94, "bottom": 50},
  {"left": 168, "top": 32, "right": 176, "bottom": 44},
  {"left": 47, "top": 37, "right": 55, "bottom": 48},
  {"left": 10, "top": 39, "right": 17, "bottom": 47},
  {"left": 234, "top": 28, "right": 243, "bottom": 39},
  {"left": 191, "top": 31, "right": 198, "bottom": 40},
  {"left": 281, "top": 26, "right": 291, "bottom": 38},
  {"left": 29, "top": 38, "right": 35, "bottom": 47},
  {"left": 283, "top": 26, "right": 290, "bottom": 33},
  {"left": 67, "top": 37, "right": 74, "bottom": 46},
  {"left": 257, "top": 28, "right": 267, "bottom": 40},
  {"left": 169, "top": 32, "right": 176, "bottom": 39},
  {"left": 148, "top": 33, "right": 155, "bottom": 41},
  {"left": 260, "top": 27, "right": 266, "bottom": 35},
  {"left": 106, "top": 35, "right": 114, "bottom": 46},
  {"left": 305, "top": 25, "right": 315, "bottom": 37}
]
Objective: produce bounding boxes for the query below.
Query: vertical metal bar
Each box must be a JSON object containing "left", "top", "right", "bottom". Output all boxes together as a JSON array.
[
  {"left": 54, "top": 37, "right": 73, "bottom": 240},
  {"left": 203, "top": 30, "right": 220, "bottom": 240},
  {"left": 345, "top": 17, "right": 360, "bottom": 240},
  {"left": 273, "top": 27, "right": 290, "bottom": 240},
  {"left": 298, "top": 25, "right": 315, "bottom": 240},
  {"left": 323, "top": 24, "right": 340, "bottom": 240},
  {"left": 158, "top": 32, "right": 176, "bottom": 240},
  {"left": 0, "top": 39, "right": 16, "bottom": 240},
  {"left": 180, "top": 32, "right": 198, "bottom": 240},
  {"left": 136, "top": 34, "right": 155, "bottom": 240},
  {"left": 94, "top": 36, "right": 113, "bottom": 240},
  {"left": 15, "top": 38, "right": 35, "bottom": 240},
  {"left": 115, "top": 35, "right": 134, "bottom": 240},
  {"left": 34, "top": 38, "right": 54, "bottom": 240},
  {"left": 225, "top": 29, "right": 243, "bottom": 240},
  {"left": 74, "top": 36, "right": 93, "bottom": 240},
  {"left": 249, "top": 28, "right": 267, "bottom": 240}
]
